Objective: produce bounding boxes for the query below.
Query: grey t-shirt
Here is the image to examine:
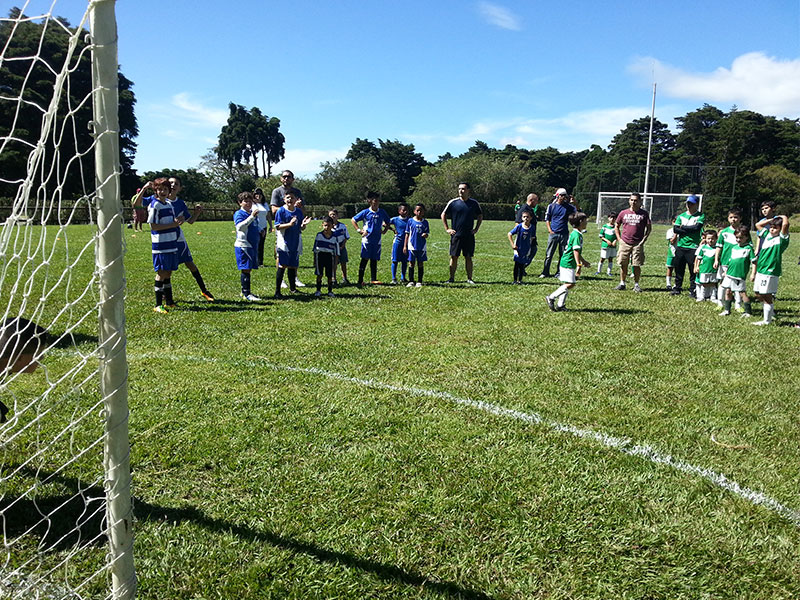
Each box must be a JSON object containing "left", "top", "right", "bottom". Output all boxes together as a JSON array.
[{"left": 270, "top": 186, "right": 303, "bottom": 209}]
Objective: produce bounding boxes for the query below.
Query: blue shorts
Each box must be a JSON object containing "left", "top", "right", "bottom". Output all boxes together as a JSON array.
[
  {"left": 360, "top": 240, "right": 381, "bottom": 260},
  {"left": 391, "top": 239, "right": 408, "bottom": 263},
  {"left": 276, "top": 248, "right": 300, "bottom": 268},
  {"left": 408, "top": 249, "right": 427, "bottom": 263},
  {"left": 235, "top": 247, "right": 258, "bottom": 271},
  {"left": 153, "top": 252, "right": 178, "bottom": 272},
  {"left": 339, "top": 245, "right": 349, "bottom": 264},
  {"left": 176, "top": 240, "right": 193, "bottom": 265}
]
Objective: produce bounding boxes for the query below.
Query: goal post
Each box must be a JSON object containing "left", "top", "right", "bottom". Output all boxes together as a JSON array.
[
  {"left": 596, "top": 192, "right": 704, "bottom": 224},
  {"left": 0, "top": 2, "right": 134, "bottom": 599}
]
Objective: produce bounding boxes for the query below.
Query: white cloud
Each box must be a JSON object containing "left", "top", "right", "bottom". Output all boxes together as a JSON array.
[
  {"left": 629, "top": 52, "right": 800, "bottom": 118},
  {"left": 272, "top": 147, "right": 349, "bottom": 178},
  {"left": 477, "top": 2, "right": 521, "bottom": 31},
  {"left": 170, "top": 93, "right": 229, "bottom": 128}
]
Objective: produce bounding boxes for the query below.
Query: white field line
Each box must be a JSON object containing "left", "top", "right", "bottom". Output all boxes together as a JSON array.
[{"left": 137, "top": 353, "right": 800, "bottom": 528}]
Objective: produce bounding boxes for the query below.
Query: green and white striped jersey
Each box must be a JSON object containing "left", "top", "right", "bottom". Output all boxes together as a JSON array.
[{"left": 560, "top": 229, "right": 583, "bottom": 270}]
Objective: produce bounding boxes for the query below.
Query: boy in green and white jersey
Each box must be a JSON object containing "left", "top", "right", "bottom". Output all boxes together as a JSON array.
[
  {"left": 715, "top": 208, "right": 743, "bottom": 309},
  {"left": 719, "top": 226, "right": 755, "bottom": 317},
  {"left": 595, "top": 213, "right": 617, "bottom": 276},
  {"left": 665, "top": 226, "right": 677, "bottom": 290},
  {"left": 546, "top": 212, "right": 590, "bottom": 312},
  {"left": 693, "top": 230, "right": 718, "bottom": 302},
  {"left": 752, "top": 216, "right": 790, "bottom": 325}
]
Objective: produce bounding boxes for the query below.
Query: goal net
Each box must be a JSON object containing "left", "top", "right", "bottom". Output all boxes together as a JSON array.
[
  {"left": 1, "top": 2, "right": 133, "bottom": 599},
  {"left": 596, "top": 192, "right": 704, "bottom": 224}
]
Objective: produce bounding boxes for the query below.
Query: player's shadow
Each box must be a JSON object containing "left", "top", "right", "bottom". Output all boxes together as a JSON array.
[
  {"left": 3, "top": 465, "right": 494, "bottom": 600},
  {"left": 573, "top": 307, "right": 648, "bottom": 314},
  {"left": 179, "top": 301, "right": 274, "bottom": 313}
]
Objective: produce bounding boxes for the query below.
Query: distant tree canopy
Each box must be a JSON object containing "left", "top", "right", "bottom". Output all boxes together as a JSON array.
[
  {"left": 346, "top": 138, "right": 428, "bottom": 197},
  {"left": 216, "top": 104, "right": 285, "bottom": 178},
  {"left": 0, "top": 8, "right": 138, "bottom": 200}
]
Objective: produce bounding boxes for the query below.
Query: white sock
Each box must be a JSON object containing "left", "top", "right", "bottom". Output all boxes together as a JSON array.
[
  {"left": 734, "top": 291, "right": 741, "bottom": 309},
  {"left": 764, "top": 303, "right": 774, "bottom": 323},
  {"left": 549, "top": 284, "right": 569, "bottom": 300},
  {"left": 557, "top": 289, "right": 569, "bottom": 307},
  {"left": 597, "top": 261, "right": 603, "bottom": 272},
  {"left": 666, "top": 276, "right": 672, "bottom": 286}
]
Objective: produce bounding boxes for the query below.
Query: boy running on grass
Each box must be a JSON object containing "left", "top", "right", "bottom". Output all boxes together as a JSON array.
[
  {"left": 313, "top": 216, "right": 340, "bottom": 297},
  {"left": 233, "top": 191, "right": 262, "bottom": 302},
  {"left": 596, "top": 212, "right": 617, "bottom": 276},
  {"left": 508, "top": 210, "right": 535, "bottom": 284},
  {"left": 329, "top": 209, "right": 350, "bottom": 285},
  {"left": 719, "top": 226, "right": 755, "bottom": 318},
  {"left": 751, "top": 216, "right": 790, "bottom": 326},
  {"left": 404, "top": 203, "right": 430, "bottom": 287},
  {"left": 545, "top": 211, "right": 590, "bottom": 312},
  {"left": 693, "top": 230, "right": 718, "bottom": 302},
  {"left": 351, "top": 191, "right": 391, "bottom": 287},
  {"left": 714, "top": 208, "right": 743, "bottom": 310}
]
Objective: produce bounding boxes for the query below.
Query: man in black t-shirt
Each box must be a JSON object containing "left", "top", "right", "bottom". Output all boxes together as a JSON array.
[{"left": 441, "top": 182, "right": 483, "bottom": 284}]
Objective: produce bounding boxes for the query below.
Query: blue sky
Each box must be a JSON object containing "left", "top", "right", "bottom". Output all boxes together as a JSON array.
[{"left": 30, "top": 0, "right": 800, "bottom": 176}]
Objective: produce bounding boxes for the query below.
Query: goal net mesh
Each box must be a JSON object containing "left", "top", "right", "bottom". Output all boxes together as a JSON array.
[
  {"left": 1, "top": 2, "right": 132, "bottom": 598},
  {"left": 596, "top": 192, "right": 704, "bottom": 224}
]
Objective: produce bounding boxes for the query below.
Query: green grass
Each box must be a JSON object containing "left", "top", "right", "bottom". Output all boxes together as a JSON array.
[{"left": 8, "top": 218, "right": 800, "bottom": 598}]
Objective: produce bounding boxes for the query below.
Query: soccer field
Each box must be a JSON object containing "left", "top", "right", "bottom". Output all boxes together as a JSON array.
[{"left": 118, "top": 218, "right": 800, "bottom": 598}]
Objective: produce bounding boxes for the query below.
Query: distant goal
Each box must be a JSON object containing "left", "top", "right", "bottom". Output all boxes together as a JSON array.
[{"left": 596, "top": 192, "right": 703, "bottom": 224}]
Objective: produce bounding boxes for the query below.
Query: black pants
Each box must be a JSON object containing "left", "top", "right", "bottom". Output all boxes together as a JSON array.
[{"left": 672, "top": 246, "right": 697, "bottom": 294}]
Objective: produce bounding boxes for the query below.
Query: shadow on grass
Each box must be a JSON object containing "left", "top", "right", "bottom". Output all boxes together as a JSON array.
[
  {"left": 3, "top": 466, "right": 494, "bottom": 599},
  {"left": 571, "top": 307, "right": 649, "bottom": 314}
]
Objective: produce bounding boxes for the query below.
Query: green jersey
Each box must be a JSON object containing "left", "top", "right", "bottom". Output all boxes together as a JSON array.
[
  {"left": 674, "top": 211, "right": 705, "bottom": 249},
  {"left": 726, "top": 243, "right": 755, "bottom": 280},
  {"left": 695, "top": 244, "right": 716, "bottom": 275},
  {"left": 756, "top": 232, "right": 789, "bottom": 277},
  {"left": 716, "top": 225, "right": 738, "bottom": 266},
  {"left": 560, "top": 229, "right": 583, "bottom": 270},
  {"left": 599, "top": 224, "right": 616, "bottom": 249}
]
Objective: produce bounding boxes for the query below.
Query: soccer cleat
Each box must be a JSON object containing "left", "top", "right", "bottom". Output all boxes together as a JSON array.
[
  {"left": 594, "top": 271, "right": 601, "bottom": 275},
  {"left": 200, "top": 291, "right": 215, "bottom": 302},
  {"left": 718, "top": 310, "right": 730, "bottom": 316},
  {"left": 665, "top": 284, "right": 672, "bottom": 291},
  {"left": 342, "top": 278, "right": 350, "bottom": 286},
  {"left": 538, "top": 274, "right": 547, "bottom": 279},
  {"left": 153, "top": 305, "right": 169, "bottom": 314},
  {"left": 615, "top": 283, "right": 626, "bottom": 290},
  {"left": 328, "top": 291, "right": 335, "bottom": 297},
  {"left": 166, "top": 303, "right": 177, "bottom": 309},
  {"left": 391, "top": 279, "right": 397, "bottom": 285},
  {"left": 670, "top": 288, "right": 681, "bottom": 295},
  {"left": 545, "top": 296, "right": 556, "bottom": 311},
  {"left": 370, "top": 280, "right": 383, "bottom": 285},
  {"left": 415, "top": 282, "right": 423, "bottom": 288},
  {"left": 273, "top": 292, "right": 283, "bottom": 299},
  {"left": 280, "top": 280, "right": 288, "bottom": 289},
  {"left": 295, "top": 279, "right": 306, "bottom": 287},
  {"left": 556, "top": 304, "right": 568, "bottom": 312},
  {"left": 466, "top": 279, "right": 476, "bottom": 285},
  {"left": 444, "top": 279, "right": 454, "bottom": 284},
  {"left": 606, "top": 270, "right": 612, "bottom": 276},
  {"left": 406, "top": 282, "right": 415, "bottom": 287},
  {"left": 752, "top": 320, "right": 770, "bottom": 326},
  {"left": 242, "top": 293, "right": 261, "bottom": 302},
  {"left": 634, "top": 284, "right": 642, "bottom": 293},
  {"left": 740, "top": 312, "right": 752, "bottom": 318},
  {"left": 314, "top": 290, "right": 321, "bottom": 297}
]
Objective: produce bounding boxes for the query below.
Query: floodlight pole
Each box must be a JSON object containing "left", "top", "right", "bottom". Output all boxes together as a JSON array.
[{"left": 642, "top": 82, "right": 656, "bottom": 213}]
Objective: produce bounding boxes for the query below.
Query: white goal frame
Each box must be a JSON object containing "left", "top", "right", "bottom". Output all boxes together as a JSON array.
[{"left": 596, "top": 191, "right": 704, "bottom": 224}]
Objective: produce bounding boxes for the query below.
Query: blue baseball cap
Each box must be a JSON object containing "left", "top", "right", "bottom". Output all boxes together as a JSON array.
[{"left": 686, "top": 195, "right": 700, "bottom": 204}]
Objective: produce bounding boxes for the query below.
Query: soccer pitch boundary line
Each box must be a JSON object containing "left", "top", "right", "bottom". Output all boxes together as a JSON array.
[{"left": 135, "top": 353, "right": 800, "bottom": 528}]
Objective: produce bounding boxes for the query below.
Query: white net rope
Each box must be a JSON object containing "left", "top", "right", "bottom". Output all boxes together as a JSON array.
[{"left": 1, "top": 2, "right": 128, "bottom": 598}]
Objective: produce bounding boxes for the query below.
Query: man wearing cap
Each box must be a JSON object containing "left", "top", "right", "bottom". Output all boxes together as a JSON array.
[
  {"left": 614, "top": 192, "right": 651, "bottom": 293},
  {"left": 670, "top": 194, "right": 705, "bottom": 297},
  {"left": 271, "top": 170, "right": 307, "bottom": 286},
  {"left": 539, "top": 188, "right": 576, "bottom": 278}
]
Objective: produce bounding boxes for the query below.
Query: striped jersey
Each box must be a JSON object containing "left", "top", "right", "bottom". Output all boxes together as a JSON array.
[
  {"left": 674, "top": 211, "right": 705, "bottom": 249},
  {"left": 715, "top": 226, "right": 738, "bottom": 266},
  {"left": 170, "top": 197, "right": 191, "bottom": 243},
  {"left": 313, "top": 231, "right": 340, "bottom": 256},
  {"left": 599, "top": 223, "right": 616, "bottom": 248},
  {"left": 406, "top": 217, "right": 429, "bottom": 252},
  {"left": 148, "top": 198, "right": 179, "bottom": 254}
]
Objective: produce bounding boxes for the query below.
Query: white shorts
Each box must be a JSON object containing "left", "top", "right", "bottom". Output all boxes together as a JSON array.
[
  {"left": 697, "top": 272, "right": 717, "bottom": 284},
  {"left": 722, "top": 275, "right": 746, "bottom": 293},
  {"left": 753, "top": 273, "right": 779, "bottom": 295},
  {"left": 717, "top": 264, "right": 728, "bottom": 279},
  {"left": 559, "top": 267, "right": 576, "bottom": 284},
  {"left": 600, "top": 247, "right": 617, "bottom": 259}
]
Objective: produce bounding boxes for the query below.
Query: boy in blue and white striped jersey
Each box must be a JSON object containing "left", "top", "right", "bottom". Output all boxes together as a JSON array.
[{"left": 313, "top": 216, "right": 340, "bottom": 297}]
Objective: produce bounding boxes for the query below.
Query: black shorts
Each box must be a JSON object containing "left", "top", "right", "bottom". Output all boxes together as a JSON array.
[
  {"left": 315, "top": 252, "right": 334, "bottom": 278},
  {"left": 449, "top": 234, "right": 475, "bottom": 258}
]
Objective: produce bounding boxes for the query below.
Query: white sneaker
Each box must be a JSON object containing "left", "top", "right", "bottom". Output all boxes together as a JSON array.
[
  {"left": 295, "top": 279, "right": 306, "bottom": 287},
  {"left": 752, "top": 320, "right": 770, "bottom": 326},
  {"left": 740, "top": 312, "right": 752, "bottom": 318},
  {"left": 280, "top": 280, "right": 288, "bottom": 289},
  {"left": 634, "top": 283, "right": 642, "bottom": 293},
  {"left": 466, "top": 279, "right": 476, "bottom": 285},
  {"left": 415, "top": 282, "right": 422, "bottom": 288},
  {"left": 406, "top": 282, "right": 415, "bottom": 287},
  {"left": 242, "top": 293, "right": 261, "bottom": 302},
  {"left": 718, "top": 310, "right": 730, "bottom": 316}
]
